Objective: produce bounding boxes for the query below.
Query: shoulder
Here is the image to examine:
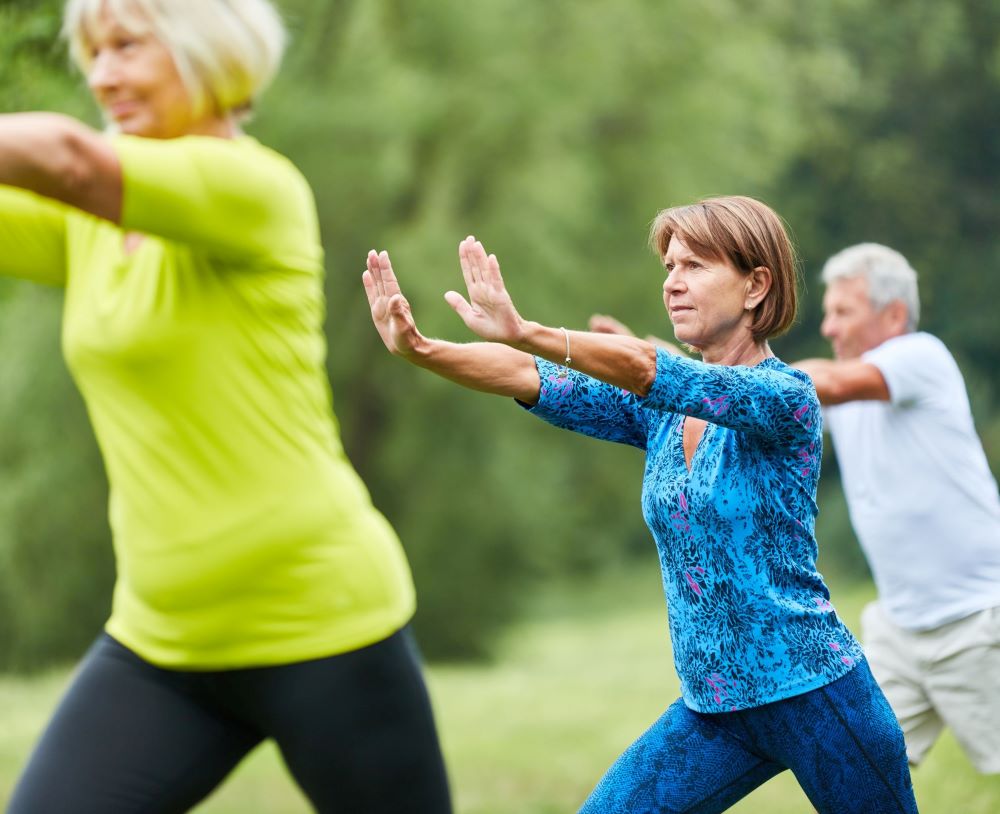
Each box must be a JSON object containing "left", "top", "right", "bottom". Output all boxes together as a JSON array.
[
  {"left": 757, "top": 357, "right": 818, "bottom": 401},
  {"left": 865, "top": 332, "right": 960, "bottom": 384},
  {"left": 232, "top": 137, "right": 310, "bottom": 181},
  {"left": 865, "top": 332, "right": 964, "bottom": 406},
  {"left": 114, "top": 134, "right": 309, "bottom": 189},
  {"left": 753, "top": 358, "right": 822, "bottom": 433},
  {"left": 865, "top": 331, "right": 953, "bottom": 367}
]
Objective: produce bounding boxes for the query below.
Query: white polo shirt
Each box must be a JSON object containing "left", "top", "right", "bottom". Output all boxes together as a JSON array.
[{"left": 825, "top": 332, "right": 1000, "bottom": 630}]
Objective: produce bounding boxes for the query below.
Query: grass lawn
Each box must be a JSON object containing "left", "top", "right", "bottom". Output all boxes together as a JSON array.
[{"left": 1, "top": 562, "right": 996, "bottom": 812}]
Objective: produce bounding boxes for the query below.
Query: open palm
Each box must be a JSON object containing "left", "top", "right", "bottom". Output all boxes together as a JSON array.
[
  {"left": 363, "top": 249, "right": 423, "bottom": 357},
  {"left": 444, "top": 236, "right": 526, "bottom": 344}
]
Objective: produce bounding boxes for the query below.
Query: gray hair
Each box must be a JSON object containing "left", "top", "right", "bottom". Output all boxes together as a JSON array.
[
  {"left": 64, "top": 0, "right": 287, "bottom": 122},
  {"left": 821, "top": 243, "right": 920, "bottom": 331}
]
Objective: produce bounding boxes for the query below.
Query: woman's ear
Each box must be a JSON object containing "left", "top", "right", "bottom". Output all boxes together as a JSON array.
[{"left": 745, "top": 266, "right": 773, "bottom": 310}]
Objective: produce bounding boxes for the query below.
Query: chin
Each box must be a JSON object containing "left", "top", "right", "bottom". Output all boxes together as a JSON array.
[
  {"left": 115, "top": 120, "right": 145, "bottom": 136},
  {"left": 116, "top": 116, "right": 163, "bottom": 138}
]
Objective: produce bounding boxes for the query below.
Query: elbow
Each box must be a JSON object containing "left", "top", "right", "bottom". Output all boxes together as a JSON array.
[
  {"left": 633, "top": 343, "right": 658, "bottom": 398},
  {"left": 810, "top": 376, "right": 847, "bottom": 406}
]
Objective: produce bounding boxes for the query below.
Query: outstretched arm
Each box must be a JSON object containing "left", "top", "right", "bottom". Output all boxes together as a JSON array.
[
  {"left": 0, "top": 113, "right": 122, "bottom": 222},
  {"left": 363, "top": 250, "right": 541, "bottom": 403},
  {"left": 445, "top": 237, "right": 658, "bottom": 396},
  {"left": 589, "top": 313, "right": 685, "bottom": 355},
  {"left": 792, "top": 358, "right": 889, "bottom": 404}
]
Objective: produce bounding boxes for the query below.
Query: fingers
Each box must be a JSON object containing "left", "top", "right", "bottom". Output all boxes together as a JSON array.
[
  {"left": 365, "top": 248, "right": 403, "bottom": 300},
  {"left": 458, "top": 235, "right": 507, "bottom": 298},
  {"left": 444, "top": 290, "right": 477, "bottom": 327},
  {"left": 362, "top": 268, "right": 377, "bottom": 307},
  {"left": 458, "top": 236, "right": 482, "bottom": 292},
  {"left": 588, "top": 314, "right": 634, "bottom": 337},
  {"left": 365, "top": 249, "right": 385, "bottom": 298},
  {"left": 484, "top": 251, "right": 502, "bottom": 287},
  {"left": 458, "top": 236, "right": 472, "bottom": 281},
  {"left": 459, "top": 235, "right": 500, "bottom": 281},
  {"left": 362, "top": 249, "right": 423, "bottom": 356}
]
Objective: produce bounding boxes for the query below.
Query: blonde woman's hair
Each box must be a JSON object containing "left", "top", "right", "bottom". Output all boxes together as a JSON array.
[
  {"left": 649, "top": 196, "right": 800, "bottom": 341},
  {"left": 63, "top": 0, "right": 287, "bottom": 121}
]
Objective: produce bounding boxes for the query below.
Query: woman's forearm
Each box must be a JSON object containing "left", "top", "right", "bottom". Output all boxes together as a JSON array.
[
  {"left": 514, "top": 322, "right": 658, "bottom": 397},
  {"left": 0, "top": 113, "right": 121, "bottom": 221},
  {"left": 406, "top": 337, "right": 541, "bottom": 404}
]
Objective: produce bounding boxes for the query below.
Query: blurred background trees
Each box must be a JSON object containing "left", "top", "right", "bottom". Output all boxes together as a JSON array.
[{"left": 1, "top": 0, "right": 998, "bottom": 668}]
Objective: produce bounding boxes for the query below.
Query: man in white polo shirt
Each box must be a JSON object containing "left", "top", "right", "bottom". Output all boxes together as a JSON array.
[{"left": 795, "top": 242, "right": 1000, "bottom": 775}]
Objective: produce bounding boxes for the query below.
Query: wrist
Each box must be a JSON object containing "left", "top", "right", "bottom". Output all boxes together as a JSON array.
[
  {"left": 399, "top": 332, "right": 434, "bottom": 363},
  {"left": 511, "top": 320, "right": 543, "bottom": 353}
]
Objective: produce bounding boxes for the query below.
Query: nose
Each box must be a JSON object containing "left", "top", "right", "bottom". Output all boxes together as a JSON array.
[
  {"left": 663, "top": 267, "right": 684, "bottom": 295},
  {"left": 820, "top": 314, "right": 836, "bottom": 339},
  {"left": 87, "top": 49, "right": 120, "bottom": 95}
]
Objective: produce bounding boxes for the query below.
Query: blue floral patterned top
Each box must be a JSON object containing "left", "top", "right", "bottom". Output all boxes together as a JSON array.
[{"left": 525, "top": 350, "right": 863, "bottom": 712}]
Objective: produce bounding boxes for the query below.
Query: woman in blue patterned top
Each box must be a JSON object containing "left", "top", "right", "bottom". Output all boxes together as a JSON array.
[{"left": 363, "top": 196, "right": 917, "bottom": 813}]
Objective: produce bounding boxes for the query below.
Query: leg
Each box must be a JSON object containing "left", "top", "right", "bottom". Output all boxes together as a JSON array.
[
  {"left": 766, "top": 662, "right": 918, "bottom": 814},
  {"left": 234, "top": 627, "right": 452, "bottom": 814},
  {"left": 923, "top": 605, "right": 1000, "bottom": 774},
  {"left": 7, "top": 634, "right": 262, "bottom": 814},
  {"left": 862, "top": 600, "right": 943, "bottom": 766},
  {"left": 579, "top": 698, "right": 784, "bottom": 814}
]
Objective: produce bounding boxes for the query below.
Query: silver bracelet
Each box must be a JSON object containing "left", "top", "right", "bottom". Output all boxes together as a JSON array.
[{"left": 558, "top": 326, "right": 572, "bottom": 378}]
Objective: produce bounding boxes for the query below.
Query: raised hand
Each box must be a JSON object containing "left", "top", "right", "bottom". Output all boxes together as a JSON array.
[
  {"left": 363, "top": 250, "right": 425, "bottom": 357},
  {"left": 589, "top": 313, "right": 636, "bottom": 337},
  {"left": 591, "top": 311, "right": 684, "bottom": 356},
  {"left": 444, "top": 236, "right": 527, "bottom": 345}
]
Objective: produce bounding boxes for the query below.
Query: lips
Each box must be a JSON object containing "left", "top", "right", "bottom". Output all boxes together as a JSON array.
[{"left": 106, "top": 100, "right": 141, "bottom": 121}]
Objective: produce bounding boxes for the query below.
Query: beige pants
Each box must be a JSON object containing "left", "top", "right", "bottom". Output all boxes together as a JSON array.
[{"left": 861, "top": 600, "right": 1000, "bottom": 774}]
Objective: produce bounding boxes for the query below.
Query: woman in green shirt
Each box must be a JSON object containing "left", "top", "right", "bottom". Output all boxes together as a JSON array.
[{"left": 2, "top": 1, "right": 451, "bottom": 811}]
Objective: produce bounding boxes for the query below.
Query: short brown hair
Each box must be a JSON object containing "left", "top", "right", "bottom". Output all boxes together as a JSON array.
[{"left": 649, "top": 196, "right": 800, "bottom": 341}]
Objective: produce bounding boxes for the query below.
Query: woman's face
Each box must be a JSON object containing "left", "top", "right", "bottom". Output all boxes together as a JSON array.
[
  {"left": 84, "top": 7, "right": 202, "bottom": 139},
  {"left": 661, "top": 235, "right": 758, "bottom": 356}
]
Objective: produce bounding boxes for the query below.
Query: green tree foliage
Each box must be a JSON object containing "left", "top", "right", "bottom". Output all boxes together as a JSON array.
[
  {"left": 1, "top": 0, "right": 997, "bottom": 667},
  {"left": 767, "top": 0, "right": 1000, "bottom": 355}
]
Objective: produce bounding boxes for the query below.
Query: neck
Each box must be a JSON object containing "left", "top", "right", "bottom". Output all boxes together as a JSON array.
[
  {"left": 699, "top": 336, "right": 772, "bottom": 366},
  {"left": 186, "top": 113, "right": 240, "bottom": 139}
]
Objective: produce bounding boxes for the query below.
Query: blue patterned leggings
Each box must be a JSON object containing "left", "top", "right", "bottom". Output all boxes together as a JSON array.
[{"left": 581, "top": 661, "right": 918, "bottom": 813}]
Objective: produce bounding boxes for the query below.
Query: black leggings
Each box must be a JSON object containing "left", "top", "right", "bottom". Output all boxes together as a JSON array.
[{"left": 7, "top": 629, "right": 452, "bottom": 814}]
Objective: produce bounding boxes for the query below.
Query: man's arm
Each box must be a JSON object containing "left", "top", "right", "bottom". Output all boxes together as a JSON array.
[
  {"left": 793, "top": 358, "right": 890, "bottom": 405},
  {"left": 588, "top": 314, "right": 686, "bottom": 356}
]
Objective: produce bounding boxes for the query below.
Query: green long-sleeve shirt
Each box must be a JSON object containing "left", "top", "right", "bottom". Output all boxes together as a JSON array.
[{"left": 0, "top": 134, "right": 415, "bottom": 667}]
